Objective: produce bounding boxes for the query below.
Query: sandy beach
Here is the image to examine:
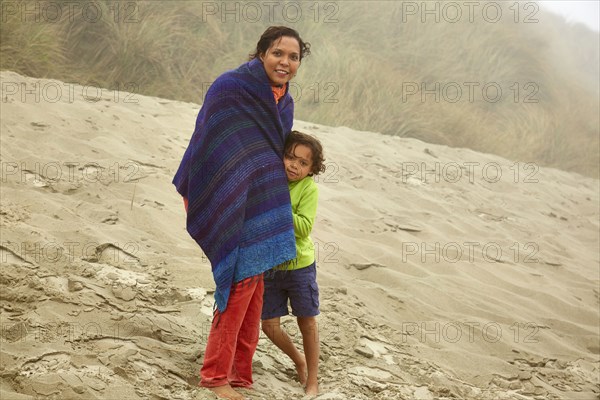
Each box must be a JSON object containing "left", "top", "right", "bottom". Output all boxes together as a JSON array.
[{"left": 1, "top": 71, "right": 598, "bottom": 399}]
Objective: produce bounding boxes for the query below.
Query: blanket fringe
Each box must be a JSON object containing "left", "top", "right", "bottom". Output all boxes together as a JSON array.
[{"left": 264, "top": 258, "right": 298, "bottom": 279}]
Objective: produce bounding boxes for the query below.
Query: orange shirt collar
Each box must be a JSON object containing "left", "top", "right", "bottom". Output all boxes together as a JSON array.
[{"left": 271, "top": 85, "right": 286, "bottom": 104}]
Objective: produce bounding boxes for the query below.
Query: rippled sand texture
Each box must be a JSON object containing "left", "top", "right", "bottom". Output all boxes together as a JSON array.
[{"left": 1, "top": 71, "right": 598, "bottom": 399}]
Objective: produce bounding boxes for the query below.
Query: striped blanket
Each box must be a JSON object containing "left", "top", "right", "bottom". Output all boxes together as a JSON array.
[{"left": 173, "top": 58, "right": 296, "bottom": 312}]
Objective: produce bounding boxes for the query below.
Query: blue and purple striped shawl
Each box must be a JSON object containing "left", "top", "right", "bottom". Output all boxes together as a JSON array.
[{"left": 173, "top": 58, "right": 296, "bottom": 313}]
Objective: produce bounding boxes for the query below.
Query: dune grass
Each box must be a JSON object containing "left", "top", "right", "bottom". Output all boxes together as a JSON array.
[{"left": 1, "top": 0, "right": 598, "bottom": 177}]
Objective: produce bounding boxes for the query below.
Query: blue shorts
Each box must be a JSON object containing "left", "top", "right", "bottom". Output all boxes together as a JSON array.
[{"left": 261, "top": 262, "right": 320, "bottom": 320}]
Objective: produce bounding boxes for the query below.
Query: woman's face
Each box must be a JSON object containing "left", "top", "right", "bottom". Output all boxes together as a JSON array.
[{"left": 260, "top": 36, "right": 301, "bottom": 86}]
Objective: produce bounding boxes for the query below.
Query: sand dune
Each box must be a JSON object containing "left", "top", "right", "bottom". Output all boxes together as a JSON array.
[{"left": 1, "top": 71, "right": 598, "bottom": 399}]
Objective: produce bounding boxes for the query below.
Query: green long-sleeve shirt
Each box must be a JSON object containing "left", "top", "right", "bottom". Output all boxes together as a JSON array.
[{"left": 278, "top": 176, "right": 318, "bottom": 270}]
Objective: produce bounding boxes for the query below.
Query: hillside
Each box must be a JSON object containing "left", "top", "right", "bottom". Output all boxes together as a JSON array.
[
  {"left": 1, "top": 0, "right": 598, "bottom": 177},
  {"left": 1, "top": 71, "right": 598, "bottom": 399}
]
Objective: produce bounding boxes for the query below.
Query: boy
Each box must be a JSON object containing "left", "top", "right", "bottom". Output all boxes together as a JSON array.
[{"left": 262, "top": 131, "right": 326, "bottom": 396}]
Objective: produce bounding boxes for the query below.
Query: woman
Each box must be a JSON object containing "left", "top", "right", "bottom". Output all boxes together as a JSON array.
[{"left": 172, "top": 26, "right": 310, "bottom": 400}]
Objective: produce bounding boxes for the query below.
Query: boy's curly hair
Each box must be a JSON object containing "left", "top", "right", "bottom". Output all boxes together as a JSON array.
[{"left": 284, "top": 131, "right": 326, "bottom": 176}]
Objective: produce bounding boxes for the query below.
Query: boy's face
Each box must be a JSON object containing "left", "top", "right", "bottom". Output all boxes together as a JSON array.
[{"left": 284, "top": 144, "right": 313, "bottom": 181}]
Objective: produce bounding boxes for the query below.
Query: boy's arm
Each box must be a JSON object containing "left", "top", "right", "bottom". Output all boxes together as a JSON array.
[{"left": 292, "top": 182, "right": 318, "bottom": 238}]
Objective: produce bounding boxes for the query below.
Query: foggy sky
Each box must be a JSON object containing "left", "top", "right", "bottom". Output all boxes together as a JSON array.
[{"left": 540, "top": 1, "right": 600, "bottom": 31}]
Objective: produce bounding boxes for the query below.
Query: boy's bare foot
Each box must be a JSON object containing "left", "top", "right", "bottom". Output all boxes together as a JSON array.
[
  {"left": 295, "top": 357, "right": 308, "bottom": 386},
  {"left": 208, "top": 384, "right": 245, "bottom": 400},
  {"left": 305, "top": 381, "right": 318, "bottom": 396}
]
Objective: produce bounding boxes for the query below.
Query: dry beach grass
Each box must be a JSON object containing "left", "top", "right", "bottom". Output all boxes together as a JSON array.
[{"left": 1, "top": 0, "right": 598, "bottom": 177}]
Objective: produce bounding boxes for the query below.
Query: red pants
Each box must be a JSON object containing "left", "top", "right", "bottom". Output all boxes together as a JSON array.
[{"left": 200, "top": 275, "right": 264, "bottom": 388}]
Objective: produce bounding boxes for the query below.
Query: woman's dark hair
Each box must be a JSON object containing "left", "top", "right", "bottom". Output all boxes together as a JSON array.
[
  {"left": 285, "top": 131, "right": 326, "bottom": 176},
  {"left": 249, "top": 26, "right": 311, "bottom": 61}
]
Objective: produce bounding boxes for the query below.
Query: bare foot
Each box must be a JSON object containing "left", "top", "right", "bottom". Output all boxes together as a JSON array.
[
  {"left": 305, "top": 381, "right": 318, "bottom": 396},
  {"left": 295, "top": 357, "right": 308, "bottom": 386},
  {"left": 208, "top": 384, "right": 244, "bottom": 400}
]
